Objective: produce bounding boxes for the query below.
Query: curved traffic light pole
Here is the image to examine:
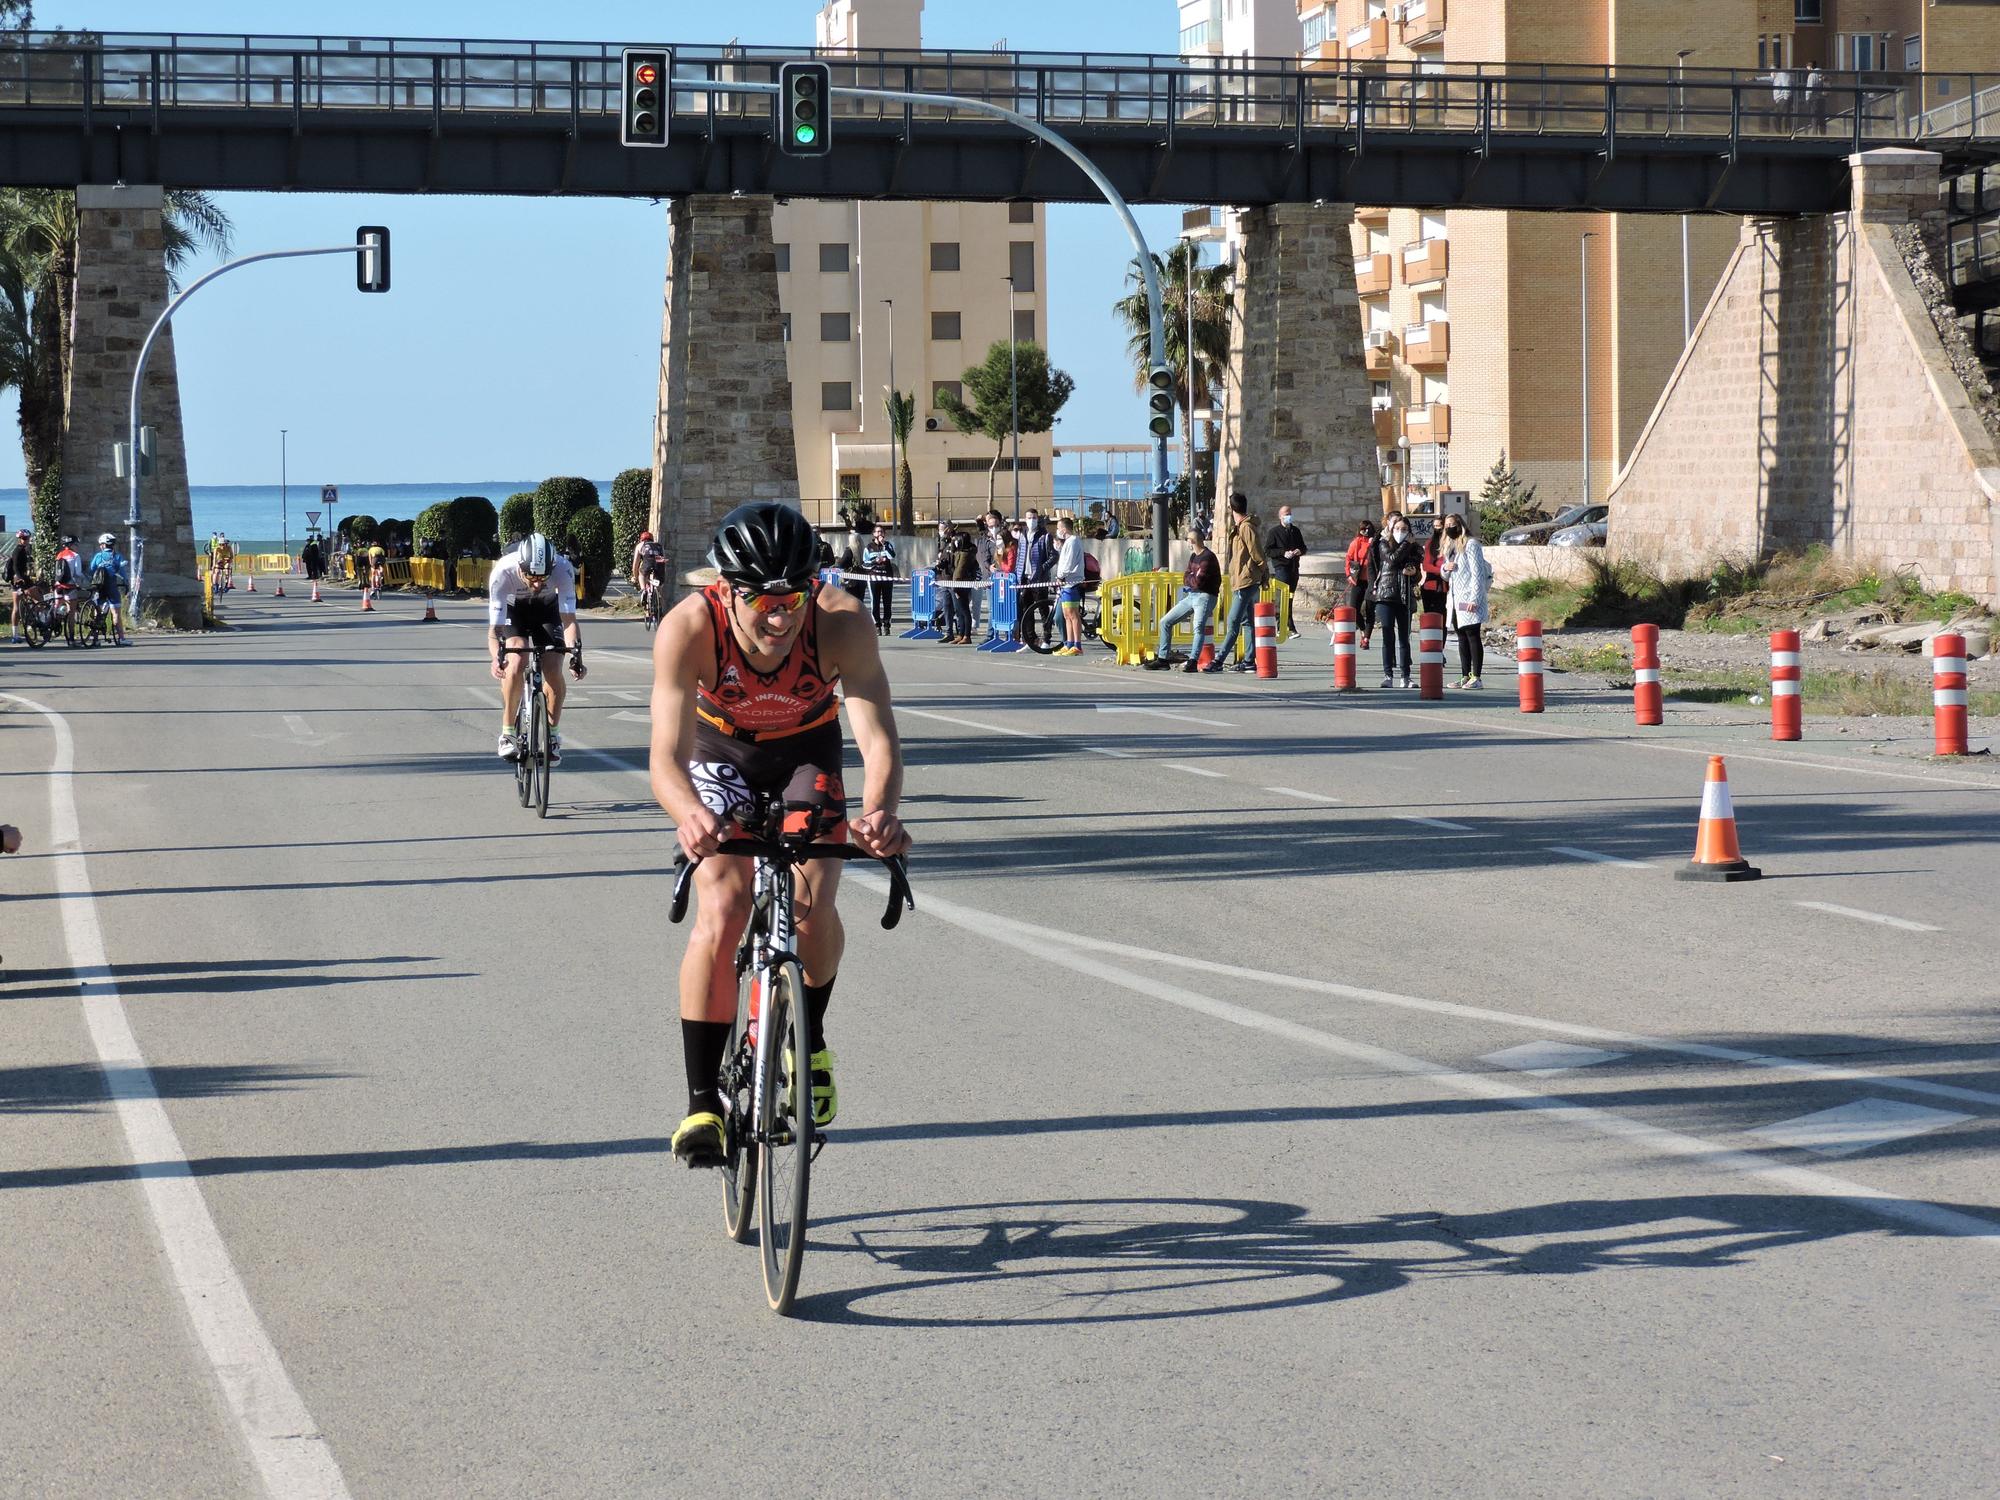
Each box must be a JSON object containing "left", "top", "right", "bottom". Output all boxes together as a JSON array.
[
  {"left": 704, "top": 78, "right": 1175, "bottom": 564},
  {"left": 126, "top": 239, "right": 382, "bottom": 621}
]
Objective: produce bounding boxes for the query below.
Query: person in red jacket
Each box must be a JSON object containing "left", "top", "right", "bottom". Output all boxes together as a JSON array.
[
  {"left": 1418, "top": 519, "right": 1448, "bottom": 621},
  {"left": 1343, "top": 520, "right": 1377, "bottom": 650}
]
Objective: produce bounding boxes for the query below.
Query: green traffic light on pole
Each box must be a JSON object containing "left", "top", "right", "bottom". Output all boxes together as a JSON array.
[
  {"left": 1147, "top": 364, "right": 1175, "bottom": 438},
  {"left": 778, "top": 60, "right": 832, "bottom": 158}
]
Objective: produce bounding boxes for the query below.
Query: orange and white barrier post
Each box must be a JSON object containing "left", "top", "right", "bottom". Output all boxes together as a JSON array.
[
  {"left": 1417, "top": 611, "right": 1446, "bottom": 699},
  {"left": 1331, "top": 606, "right": 1359, "bottom": 692},
  {"left": 1514, "top": 618, "right": 1545, "bottom": 713},
  {"left": 1632, "top": 623, "right": 1663, "bottom": 726},
  {"left": 1676, "top": 755, "right": 1762, "bottom": 883},
  {"left": 1253, "top": 600, "right": 1279, "bottom": 678},
  {"left": 309, "top": 578, "right": 322, "bottom": 602},
  {"left": 1770, "top": 628, "right": 1801, "bottom": 741},
  {"left": 1931, "top": 632, "right": 1969, "bottom": 756}
]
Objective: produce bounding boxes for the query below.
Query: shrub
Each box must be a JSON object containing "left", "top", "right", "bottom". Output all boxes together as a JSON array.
[
  {"left": 447, "top": 495, "right": 499, "bottom": 557},
  {"left": 412, "top": 502, "right": 453, "bottom": 556},
  {"left": 1510, "top": 574, "right": 1561, "bottom": 601},
  {"left": 534, "top": 476, "right": 598, "bottom": 544},
  {"left": 1477, "top": 450, "right": 1542, "bottom": 544},
  {"left": 376, "top": 517, "right": 411, "bottom": 553},
  {"left": 610, "top": 467, "right": 651, "bottom": 575},
  {"left": 499, "top": 492, "right": 535, "bottom": 547},
  {"left": 565, "top": 505, "right": 614, "bottom": 604},
  {"left": 30, "top": 457, "right": 61, "bottom": 577},
  {"left": 340, "top": 513, "right": 377, "bottom": 545}
]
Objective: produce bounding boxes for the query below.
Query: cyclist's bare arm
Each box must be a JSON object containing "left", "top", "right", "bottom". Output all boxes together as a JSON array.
[
  {"left": 649, "top": 596, "right": 726, "bottom": 858},
  {"left": 818, "top": 591, "right": 910, "bottom": 858}
]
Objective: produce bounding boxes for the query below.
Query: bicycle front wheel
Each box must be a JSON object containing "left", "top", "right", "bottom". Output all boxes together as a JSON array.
[
  {"left": 514, "top": 695, "right": 534, "bottom": 808},
  {"left": 720, "top": 966, "right": 759, "bottom": 1244},
  {"left": 1020, "top": 595, "right": 1058, "bottom": 654},
  {"left": 83, "top": 607, "right": 104, "bottom": 647},
  {"left": 531, "top": 692, "right": 550, "bottom": 819},
  {"left": 23, "top": 614, "right": 47, "bottom": 648},
  {"left": 757, "top": 959, "right": 812, "bottom": 1314}
]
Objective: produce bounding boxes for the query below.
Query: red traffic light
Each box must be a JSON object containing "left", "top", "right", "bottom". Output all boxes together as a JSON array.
[{"left": 633, "top": 62, "right": 659, "bottom": 86}]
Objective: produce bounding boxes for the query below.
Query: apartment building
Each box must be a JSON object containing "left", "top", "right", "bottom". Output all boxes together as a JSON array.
[{"left": 772, "top": 0, "right": 1050, "bottom": 518}]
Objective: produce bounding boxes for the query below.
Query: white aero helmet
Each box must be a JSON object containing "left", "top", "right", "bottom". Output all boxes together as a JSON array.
[
  {"left": 98, "top": 532, "right": 116, "bottom": 548},
  {"left": 516, "top": 532, "right": 553, "bottom": 576}
]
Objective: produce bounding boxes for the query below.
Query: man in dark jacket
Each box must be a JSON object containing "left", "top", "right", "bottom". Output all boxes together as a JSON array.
[
  {"left": 1211, "top": 493, "right": 1268, "bottom": 672},
  {"left": 1369, "top": 512, "right": 1424, "bottom": 688},
  {"left": 1264, "top": 504, "right": 1307, "bottom": 639},
  {"left": 6, "top": 528, "right": 34, "bottom": 643},
  {"left": 1143, "top": 524, "right": 1222, "bottom": 672},
  {"left": 938, "top": 522, "right": 979, "bottom": 643}
]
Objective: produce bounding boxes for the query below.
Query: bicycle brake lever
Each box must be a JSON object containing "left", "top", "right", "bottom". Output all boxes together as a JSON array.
[
  {"left": 669, "top": 853, "right": 697, "bottom": 924},
  {"left": 879, "top": 854, "right": 914, "bottom": 930}
]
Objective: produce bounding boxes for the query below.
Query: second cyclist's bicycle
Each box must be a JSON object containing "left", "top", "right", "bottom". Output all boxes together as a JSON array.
[
  {"left": 669, "top": 799, "right": 914, "bottom": 1315},
  {"left": 499, "top": 641, "right": 577, "bottom": 819}
]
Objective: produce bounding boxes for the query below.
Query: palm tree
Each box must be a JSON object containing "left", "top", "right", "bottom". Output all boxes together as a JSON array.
[
  {"left": 0, "top": 186, "right": 233, "bottom": 496},
  {"left": 1112, "top": 241, "right": 1235, "bottom": 486},
  {"left": 884, "top": 388, "right": 915, "bottom": 534}
]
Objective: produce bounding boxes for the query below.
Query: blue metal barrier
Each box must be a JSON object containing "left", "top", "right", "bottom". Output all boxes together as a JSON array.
[
  {"left": 902, "top": 569, "right": 943, "bottom": 640},
  {"left": 979, "top": 574, "right": 1025, "bottom": 653}
]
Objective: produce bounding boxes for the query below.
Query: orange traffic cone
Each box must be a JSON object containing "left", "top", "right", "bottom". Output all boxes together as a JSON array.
[
  {"left": 360, "top": 589, "right": 374, "bottom": 613},
  {"left": 246, "top": 574, "right": 256, "bottom": 592},
  {"left": 1676, "top": 756, "right": 1761, "bottom": 883},
  {"left": 420, "top": 593, "right": 438, "bottom": 622},
  {"left": 1195, "top": 642, "right": 1215, "bottom": 671},
  {"left": 272, "top": 578, "right": 284, "bottom": 597},
  {"left": 310, "top": 579, "right": 322, "bottom": 602}
]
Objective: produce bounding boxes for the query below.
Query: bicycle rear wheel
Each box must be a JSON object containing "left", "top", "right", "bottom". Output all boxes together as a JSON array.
[
  {"left": 757, "top": 959, "right": 811, "bottom": 1313},
  {"left": 531, "top": 691, "right": 550, "bottom": 819},
  {"left": 23, "top": 613, "right": 47, "bottom": 647},
  {"left": 1019, "top": 595, "right": 1058, "bottom": 654},
  {"left": 83, "top": 605, "right": 104, "bottom": 647},
  {"left": 720, "top": 964, "right": 759, "bottom": 1243}
]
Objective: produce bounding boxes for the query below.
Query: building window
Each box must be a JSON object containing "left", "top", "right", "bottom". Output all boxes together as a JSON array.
[
  {"left": 1370, "top": 380, "right": 1392, "bottom": 410},
  {"left": 821, "top": 381, "right": 852, "bottom": 411},
  {"left": 930, "top": 379, "right": 963, "bottom": 410},
  {"left": 1905, "top": 34, "right": 1921, "bottom": 72},
  {"left": 1008, "top": 240, "right": 1036, "bottom": 292},
  {"left": 1302, "top": 7, "right": 1331, "bottom": 50},
  {"left": 929, "top": 242, "right": 960, "bottom": 272},
  {"left": 774, "top": 243, "right": 790, "bottom": 273},
  {"left": 1408, "top": 443, "right": 1449, "bottom": 485},
  {"left": 1758, "top": 36, "right": 1766, "bottom": 70},
  {"left": 1013, "top": 309, "right": 1035, "bottom": 343},
  {"left": 1008, "top": 201, "right": 1035, "bottom": 224},
  {"left": 1794, "top": 0, "right": 1821, "bottom": 23},
  {"left": 1838, "top": 32, "right": 1879, "bottom": 71},
  {"left": 781, "top": 313, "right": 792, "bottom": 342},
  {"left": 948, "top": 456, "right": 1041, "bottom": 473},
  {"left": 931, "top": 311, "right": 962, "bottom": 341},
  {"left": 838, "top": 473, "right": 862, "bottom": 500},
  {"left": 818, "top": 242, "right": 850, "bottom": 273},
  {"left": 821, "top": 312, "right": 851, "bottom": 342}
]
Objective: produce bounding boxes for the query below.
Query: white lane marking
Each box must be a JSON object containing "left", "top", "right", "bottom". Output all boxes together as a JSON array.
[
  {"left": 1484, "top": 1041, "right": 1629, "bottom": 1076},
  {"left": 1750, "top": 1098, "right": 1971, "bottom": 1158},
  {"left": 1548, "top": 845, "right": 1653, "bottom": 869},
  {"left": 900, "top": 706, "right": 1043, "bottom": 741},
  {"left": 1397, "top": 815, "right": 1477, "bottom": 833},
  {"left": 1266, "top": 786, "right": 1340, "bottom": 804},
  {"left": 1094, "top": 704, "right": 1238, "bottom": 728},
  {"left": 851, "top": 871, "right": 2000, "bottom": 1248},
  {"left": 611, "top": 710, "right": 650, "bottom": 725},
  {"left": 594, "top": 649, "right": 650, "bottom": 667},
  {"left": 1795, "top": 901, "right": 1941, "bottom": 934},
  {"left": 1085, "top": 746, "right": 1139, "bottom": 759},
  {"left": 1163, "top": 762, "right": 1228, "bottom": 779},
  {"left": 282, "top": 713, "right": 312, "bottom": 738},
  {"left": 2, "top": 692, "right": 353, "bottom": 1499},
  {"left": 609, "top": 688, "right": 646, "bottom": 703},
  {"left": 935, "top": 906, "right": 2000, "bottom": 1113}
]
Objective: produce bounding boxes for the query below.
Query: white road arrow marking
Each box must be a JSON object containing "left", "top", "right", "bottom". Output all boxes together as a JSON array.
[{"left": 610, "top": 710, "right": 650, "bottom": 725}]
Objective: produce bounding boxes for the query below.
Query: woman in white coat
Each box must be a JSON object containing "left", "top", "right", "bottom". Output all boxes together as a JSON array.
[{"left": 1440, "top": 515, "right": 1491, "bottom": 688}]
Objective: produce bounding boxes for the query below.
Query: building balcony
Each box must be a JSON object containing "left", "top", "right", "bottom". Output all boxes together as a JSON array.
[
  {"left": 1395, "top": 0, "right": 1444, "bottom": 45},
  {"left": 1354, "top": 202, "right": 1390, "bottom": 224},
  {"left": 1345, "top": 18, "right": 1388, "bottom": 61},
  {"left": 1354, "top": 251, "right": 1393, "bottom": 295},
  {"left": 1301, "top": 39, "right": 1343, "bottom": 71},
  {"left": 1405, "top": 401, "right": 1450, "bottom": 445},
  {"left": 1402, "top": 236, "right": 1449, "bottom": 285},
  {"left": 1372, "top": 406, "right": 1401, "bottom": 446},
  {"left": 1364, "top": 330, "right": 1397, "bottom": 374},
  {"left": 1404, "top": 319, "right": 1449, "bottom": 365}
]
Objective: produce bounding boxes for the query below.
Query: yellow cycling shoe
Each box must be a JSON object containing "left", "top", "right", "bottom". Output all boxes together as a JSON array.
[
  {"left": 671, "top": 1110, "right": 725, "bottom": 1167},
  {"left": 782, "top": 1048, "right": 838, "bottom": 1127}
]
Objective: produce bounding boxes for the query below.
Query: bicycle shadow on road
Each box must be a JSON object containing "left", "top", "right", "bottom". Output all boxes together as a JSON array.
[{"left": 788, "top": 1190, "right": 1987, "bottom": 1328}]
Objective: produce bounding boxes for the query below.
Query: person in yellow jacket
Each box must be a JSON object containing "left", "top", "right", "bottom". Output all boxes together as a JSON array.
[{"left": 1206, "top": 492, "right": 1268, "bottom": 674}]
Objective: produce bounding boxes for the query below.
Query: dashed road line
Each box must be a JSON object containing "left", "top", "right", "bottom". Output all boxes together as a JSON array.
[
  {"left": 900, "top": 706, "right": 1044, "bottom": 741},
  {"left": 1397, "top": 815, "right": 1478, "bottom": 833},
  {"left": 1163, "top": 762, "right": 1228, "bottom": 779},
  {"left": 1794, "top": 901, "right": 1941, "bottom": 933},
  {"left": 1266, "top": 786, "right": 1340, "bottom": 804},
  {"left": 1547, "top": 845, "right": 1653, "bottom": 869},
  {"left": 1749, "top": 1098, "right": 1971, "bottom": 1158}
]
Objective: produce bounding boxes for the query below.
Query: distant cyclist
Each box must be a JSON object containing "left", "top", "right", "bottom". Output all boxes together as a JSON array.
[
  {"left": 212, "top": 534, "right": 234, "bottom": 591},
  {"left": 87, "top": 533, "right": 130, "bottom": 643},
  {"left": 6, "top": 528, "right": 32, "bottom": 644},
  {"left": 366, "top": 539, "right": 387, "bottom": 595},
  {"left": 631, "top": 529, "right": 665, "bottom": 609},
  {"left": 648, "top": 501, "right": 910, "bottom": 1167},
  {"left": 489, "top": 532, "right": 585, "bottom": 763}
]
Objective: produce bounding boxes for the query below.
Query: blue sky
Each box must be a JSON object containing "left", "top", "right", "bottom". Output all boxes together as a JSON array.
[{"left": 0, "top": 1, "right": 1192, "bottom": 490}]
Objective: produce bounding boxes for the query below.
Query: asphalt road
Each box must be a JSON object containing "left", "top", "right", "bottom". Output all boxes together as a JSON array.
[{"left": 5, "top": 587, "right": 1999, "bottom": 1499}]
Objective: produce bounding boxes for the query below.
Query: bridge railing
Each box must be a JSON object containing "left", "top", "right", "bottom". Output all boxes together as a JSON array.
[{"left": 0, "top": 33, "right": 1990, "bottom": 149}]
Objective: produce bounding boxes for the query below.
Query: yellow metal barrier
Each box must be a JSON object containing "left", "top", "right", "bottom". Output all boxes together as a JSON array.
[
  {"left": 1214, "top": 578, "right": 1295, "bottom": 644},
  {"left": 410, "top": 559, "right": 445, "bottom": 591},
  {"left": 1099, "top": 569, "right": 1178, "bottom": 665},
  {"left": 253, "top": 552, "right": 291, "bottom": 574},
  {"left": 456, "top": 559, "right": 495, "bottom": 593}
]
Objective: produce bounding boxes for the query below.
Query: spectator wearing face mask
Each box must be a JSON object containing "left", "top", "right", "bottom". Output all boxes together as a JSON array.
[
  {"left": 1440, "top": 514, "right": 1492, "bottom": 688},
  {"left": 1419, "top": 519, "right": 1448, "bottom": 623},
  {"left": 1344, "top": 520, "right": 1377, "bottom": 651},
  {"left": 1210, "top": 492, "right": 1269, "bottom": 673},
  {"left": 1264, "top": 504, "right": 1307, "bottom": 640},
  {"left": 1369, "top": 512, "right": 1423, "bottom": 688}
]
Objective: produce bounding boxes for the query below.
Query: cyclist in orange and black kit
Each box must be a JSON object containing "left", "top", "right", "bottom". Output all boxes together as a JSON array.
[{"left": 648, "top": 501, "right": 910, "bottom": 1167}]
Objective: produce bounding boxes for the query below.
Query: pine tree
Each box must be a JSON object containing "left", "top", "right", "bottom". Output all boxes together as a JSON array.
[{"left": 1477, "top": 450, "right": 1542, "bottom": 543}]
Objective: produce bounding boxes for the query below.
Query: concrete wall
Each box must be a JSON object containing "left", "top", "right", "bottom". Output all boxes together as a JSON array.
[{"left": 1608, "top": 150, "right": 2000, "bottom": 604}]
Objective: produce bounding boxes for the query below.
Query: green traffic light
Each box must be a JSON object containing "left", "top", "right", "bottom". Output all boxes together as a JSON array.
[{"left": 795, "top": 123, "right": 817, "bottom": 145}]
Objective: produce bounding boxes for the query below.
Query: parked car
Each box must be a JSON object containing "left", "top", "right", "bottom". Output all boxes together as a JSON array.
[
  {"left": 1497, "top": 503, "right": 1593, "bottom": 546},
  {"left": 1549, "top": 505, "right": 1611, "bottom": 547}
]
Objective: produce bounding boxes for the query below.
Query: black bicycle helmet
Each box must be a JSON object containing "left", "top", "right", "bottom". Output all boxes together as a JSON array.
[{"left": 708, "top": 502, "right": 819, "bottom": 590}]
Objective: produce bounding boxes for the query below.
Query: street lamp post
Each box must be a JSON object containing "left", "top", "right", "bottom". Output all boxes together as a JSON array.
[
  {"left": 280, "top": 428, "right": 288, "bottom": 557},
  {"left": 880, "top": 297, "right": 899, "bottom": 530},
  {"left": 1580, "top": 230, "right": 1597, "bottom": 506},
  {"left": 1006, "top": 275, "right": 1020, "bottom": 518}
]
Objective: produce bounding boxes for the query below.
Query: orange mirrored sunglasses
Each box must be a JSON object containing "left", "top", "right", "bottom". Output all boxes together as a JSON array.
[{"left": 734, "top": 585, "right": 809, "bottom": 613}]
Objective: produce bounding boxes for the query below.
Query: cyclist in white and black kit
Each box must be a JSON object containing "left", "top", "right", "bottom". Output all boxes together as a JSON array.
[{"left": 489, "top": 532, "right": 586, "bottom": 763}]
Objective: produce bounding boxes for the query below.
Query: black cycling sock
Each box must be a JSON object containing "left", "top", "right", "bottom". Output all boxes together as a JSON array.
[
  {"left": 682, "top": 1019, "right": 732, "bottom": 1116},
  {"left": 803, "top": 978, "right": 835, "bottom": 1052}
]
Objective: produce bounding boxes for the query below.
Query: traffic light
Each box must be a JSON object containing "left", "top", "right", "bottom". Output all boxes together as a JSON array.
[
  {"left": 1147, "top": 365, "right": 1175, "bottom": 438},
  {"left": 621, "top": 47, "right": 670, "bottom": 147},
  {"left": 779, "top": 60, "right": 832, "bottom": 157},
  {"left": 356, "top": 226, "right": 390, "bottom": 293}
]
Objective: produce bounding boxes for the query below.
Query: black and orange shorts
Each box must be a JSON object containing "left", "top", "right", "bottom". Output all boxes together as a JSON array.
[{"left": 687, "top": 720, "right": 849, "bottom": 843}]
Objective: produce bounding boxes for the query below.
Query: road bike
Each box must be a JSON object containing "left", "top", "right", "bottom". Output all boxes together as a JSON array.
[
  {"left": 499, "top": 641, "right": 576, "bottom": 819},
  {"left": 1018, "top": 584, "right": 1103, "bottom": 654},
  {"left": 669, "top": 800, "right": 914, "bottom": 1314},
  {"left": 641, "top": 576, "right": 667, "bottom": 633},
  {"left": 16, "top": 583, "right": 55, "bottom": 648},
  {"left": 81, "top": 594, "right": 113, "bottom": 647}
]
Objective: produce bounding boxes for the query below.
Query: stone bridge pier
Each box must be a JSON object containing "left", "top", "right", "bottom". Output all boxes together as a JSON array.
[
  {"left": 62, "top": 185, "right": 201, "bottom": 629},
  {"left": 650, "top": 194, "right": 799, "bottom": 588}
]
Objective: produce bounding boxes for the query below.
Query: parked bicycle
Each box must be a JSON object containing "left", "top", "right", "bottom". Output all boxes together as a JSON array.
[
  {"left": 669, "top": 797, "right": 915, "bottom": 1314},
  {"left": 16, "top": 582, "right": 56, "bottom": 648},
  {"left": 499, "top": 641, "right": 577, "bottom": 818}
]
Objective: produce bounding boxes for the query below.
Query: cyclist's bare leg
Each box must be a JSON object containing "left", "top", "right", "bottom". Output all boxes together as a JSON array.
[
  {"left": 498, "top": 632, "right": 530, "bottom": 727},
  {"left": 538, "top": 648, "right": 567, "bottom": 725},
  {"left": 681, "top": 855, "right": 754, "bottom": 1023},
  {"left": 792, "top": 853, "right": 845, "bottom": 989}
]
